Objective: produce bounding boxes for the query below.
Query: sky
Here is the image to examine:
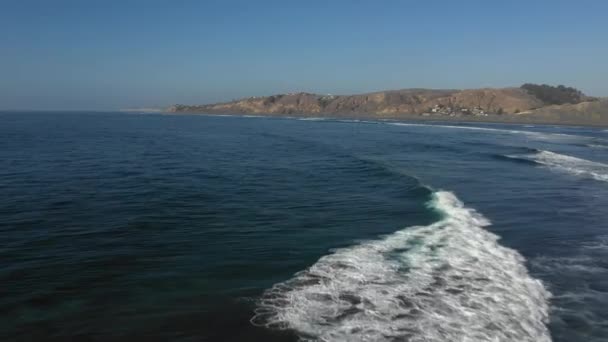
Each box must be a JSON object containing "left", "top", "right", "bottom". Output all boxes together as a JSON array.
[{"left": 1, "top": 0, "right": 607, "bottom": 110}]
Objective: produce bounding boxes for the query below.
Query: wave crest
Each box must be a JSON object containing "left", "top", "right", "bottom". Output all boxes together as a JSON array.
[
  {"left": 252, "top": 191, "right": 551, "bottom": 342},
  {"left": 505, "top": 150, "right": 608, "bottom": 182},
  {"left": 587, "top": 143, "right": 608, "bottom": 149}
]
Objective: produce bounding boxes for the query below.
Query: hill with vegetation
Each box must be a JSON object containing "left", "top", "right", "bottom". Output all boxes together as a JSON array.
[{"left": 168, "top": 84, "right": 607, "bottom": 126}]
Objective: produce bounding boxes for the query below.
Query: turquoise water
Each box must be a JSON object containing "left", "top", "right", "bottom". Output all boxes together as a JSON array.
[{"left": 1, "top": 112, "right": 607, "bottom": 341}]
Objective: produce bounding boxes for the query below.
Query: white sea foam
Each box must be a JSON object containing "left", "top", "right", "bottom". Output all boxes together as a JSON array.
[
  {"left": 388, "top": 122, "right": 516, "bottom": 133},
  {"left": 526, "top": 150, "right": 608, "bottom": 182},
  {"left": 295, "top": 117, "right": 377, "bottom": 124},
  {"left": 297, "top": 117, "right": 328, "bottom": 121},
  {"left": 253, "top": 191, "right": 551, "bottom": 342},
  {"left": 587, "top": 144, "right": 608, "bottom": 149},
  {"left": 386, "top": 122, "right": 588, "bottom": 141},
  {"left": 389, "top": 122, "right": 556, "bottom": 137}
]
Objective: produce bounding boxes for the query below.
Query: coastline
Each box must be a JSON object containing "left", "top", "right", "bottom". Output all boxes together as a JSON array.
[{"left": 166, "top": 110, "right": 608, "bottom": 129}]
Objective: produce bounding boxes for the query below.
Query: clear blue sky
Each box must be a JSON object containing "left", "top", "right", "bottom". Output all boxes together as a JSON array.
[{"left": 1, "top": 0, "right": 607, "bottom": 110}]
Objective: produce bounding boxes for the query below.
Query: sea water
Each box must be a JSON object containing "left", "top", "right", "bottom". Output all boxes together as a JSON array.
[{"left": 1, "top": 112, "right": 607, "bottom": 341}]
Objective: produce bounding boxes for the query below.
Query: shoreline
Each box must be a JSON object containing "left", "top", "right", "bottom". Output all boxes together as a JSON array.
[{"left": 166, "top": 111, "right": 608, "bottom": 129}]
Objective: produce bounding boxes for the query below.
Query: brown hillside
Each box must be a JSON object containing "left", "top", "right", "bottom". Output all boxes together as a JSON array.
[{"left": 169, "top": 87, "right": 543, "bottom": 116}]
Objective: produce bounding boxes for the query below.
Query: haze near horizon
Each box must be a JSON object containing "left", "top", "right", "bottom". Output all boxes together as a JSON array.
[{"left": 1, "top": 0, "right": 607, "bottom": 110}]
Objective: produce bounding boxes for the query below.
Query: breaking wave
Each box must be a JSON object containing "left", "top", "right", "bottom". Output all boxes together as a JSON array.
[
  {"left": 296, "top": 117, "right": 329, "bottom": 121},
  {"left": 506, "top": 150, "right": 608, "bottom": 182},
  {"left": 386, "top": 122, "right": 590, "bottom": 141},
  {"left": 587, "top": 144, "right": 608, "bottom": 149},
  {"left": 388, "top": 122, "right": 525, "bottom": 134},
  {"left": 252, "top": 191, "right": 551, "bottom": 342}
]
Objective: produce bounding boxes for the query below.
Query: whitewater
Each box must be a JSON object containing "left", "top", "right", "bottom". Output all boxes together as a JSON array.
[
  {"left": 505, "top": 150, "right": 608, "bottom": 182},
  {"left": 253, "top": 191, "right": 551, "bottom": 342}
]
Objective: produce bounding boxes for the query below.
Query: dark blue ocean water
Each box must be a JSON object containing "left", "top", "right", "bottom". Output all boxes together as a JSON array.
[{"left": 1, "top": 112, "right": 607, "bottom": 341}]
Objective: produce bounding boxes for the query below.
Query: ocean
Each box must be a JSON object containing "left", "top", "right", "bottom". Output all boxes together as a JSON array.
[{"left": 1, "top": 112, "right": 607, "bottom": 341}]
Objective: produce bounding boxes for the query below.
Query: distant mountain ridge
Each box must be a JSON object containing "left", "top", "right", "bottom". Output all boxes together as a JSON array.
[{"left": 168, "top": 85, "right": 608, "bottom": 126}]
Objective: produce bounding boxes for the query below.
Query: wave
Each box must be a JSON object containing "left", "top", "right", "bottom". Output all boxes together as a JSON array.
[
  {"left": 337, "top": 119, "right": 379, "bottom": 124},
  {"left": 388, "top": 122, "right": 522, "bottom": 134},
  {"left": 587, "top": 144, "right": 608, "bottom": 149},
  {"left": 531, "top": 237, "right": 608, "bottom": 341},
  {"left": 493, "top": 154, "right": 541, "bottom": 166},
  {"left": 195, "top": 113, "right": 263, "bottom": 118},
  {"left": 508, "top": 150, "right": 608, "bottom": 182},
  {"left": 295, "top": 117, "right": 379, "bottom": 125},
  {"left": 386, "top": 122, "right": 591, "bottom": 141},
  {"left": 296, "top": 117, "right": 329, "bottom": 121},
  {"left": 253, "top": 191, "right": 551, "bottom": 342}
]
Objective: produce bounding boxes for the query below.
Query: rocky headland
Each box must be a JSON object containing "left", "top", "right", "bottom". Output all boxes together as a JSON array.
[{"left": 168, "top": 84, "right": 608, "bottom": 126}]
